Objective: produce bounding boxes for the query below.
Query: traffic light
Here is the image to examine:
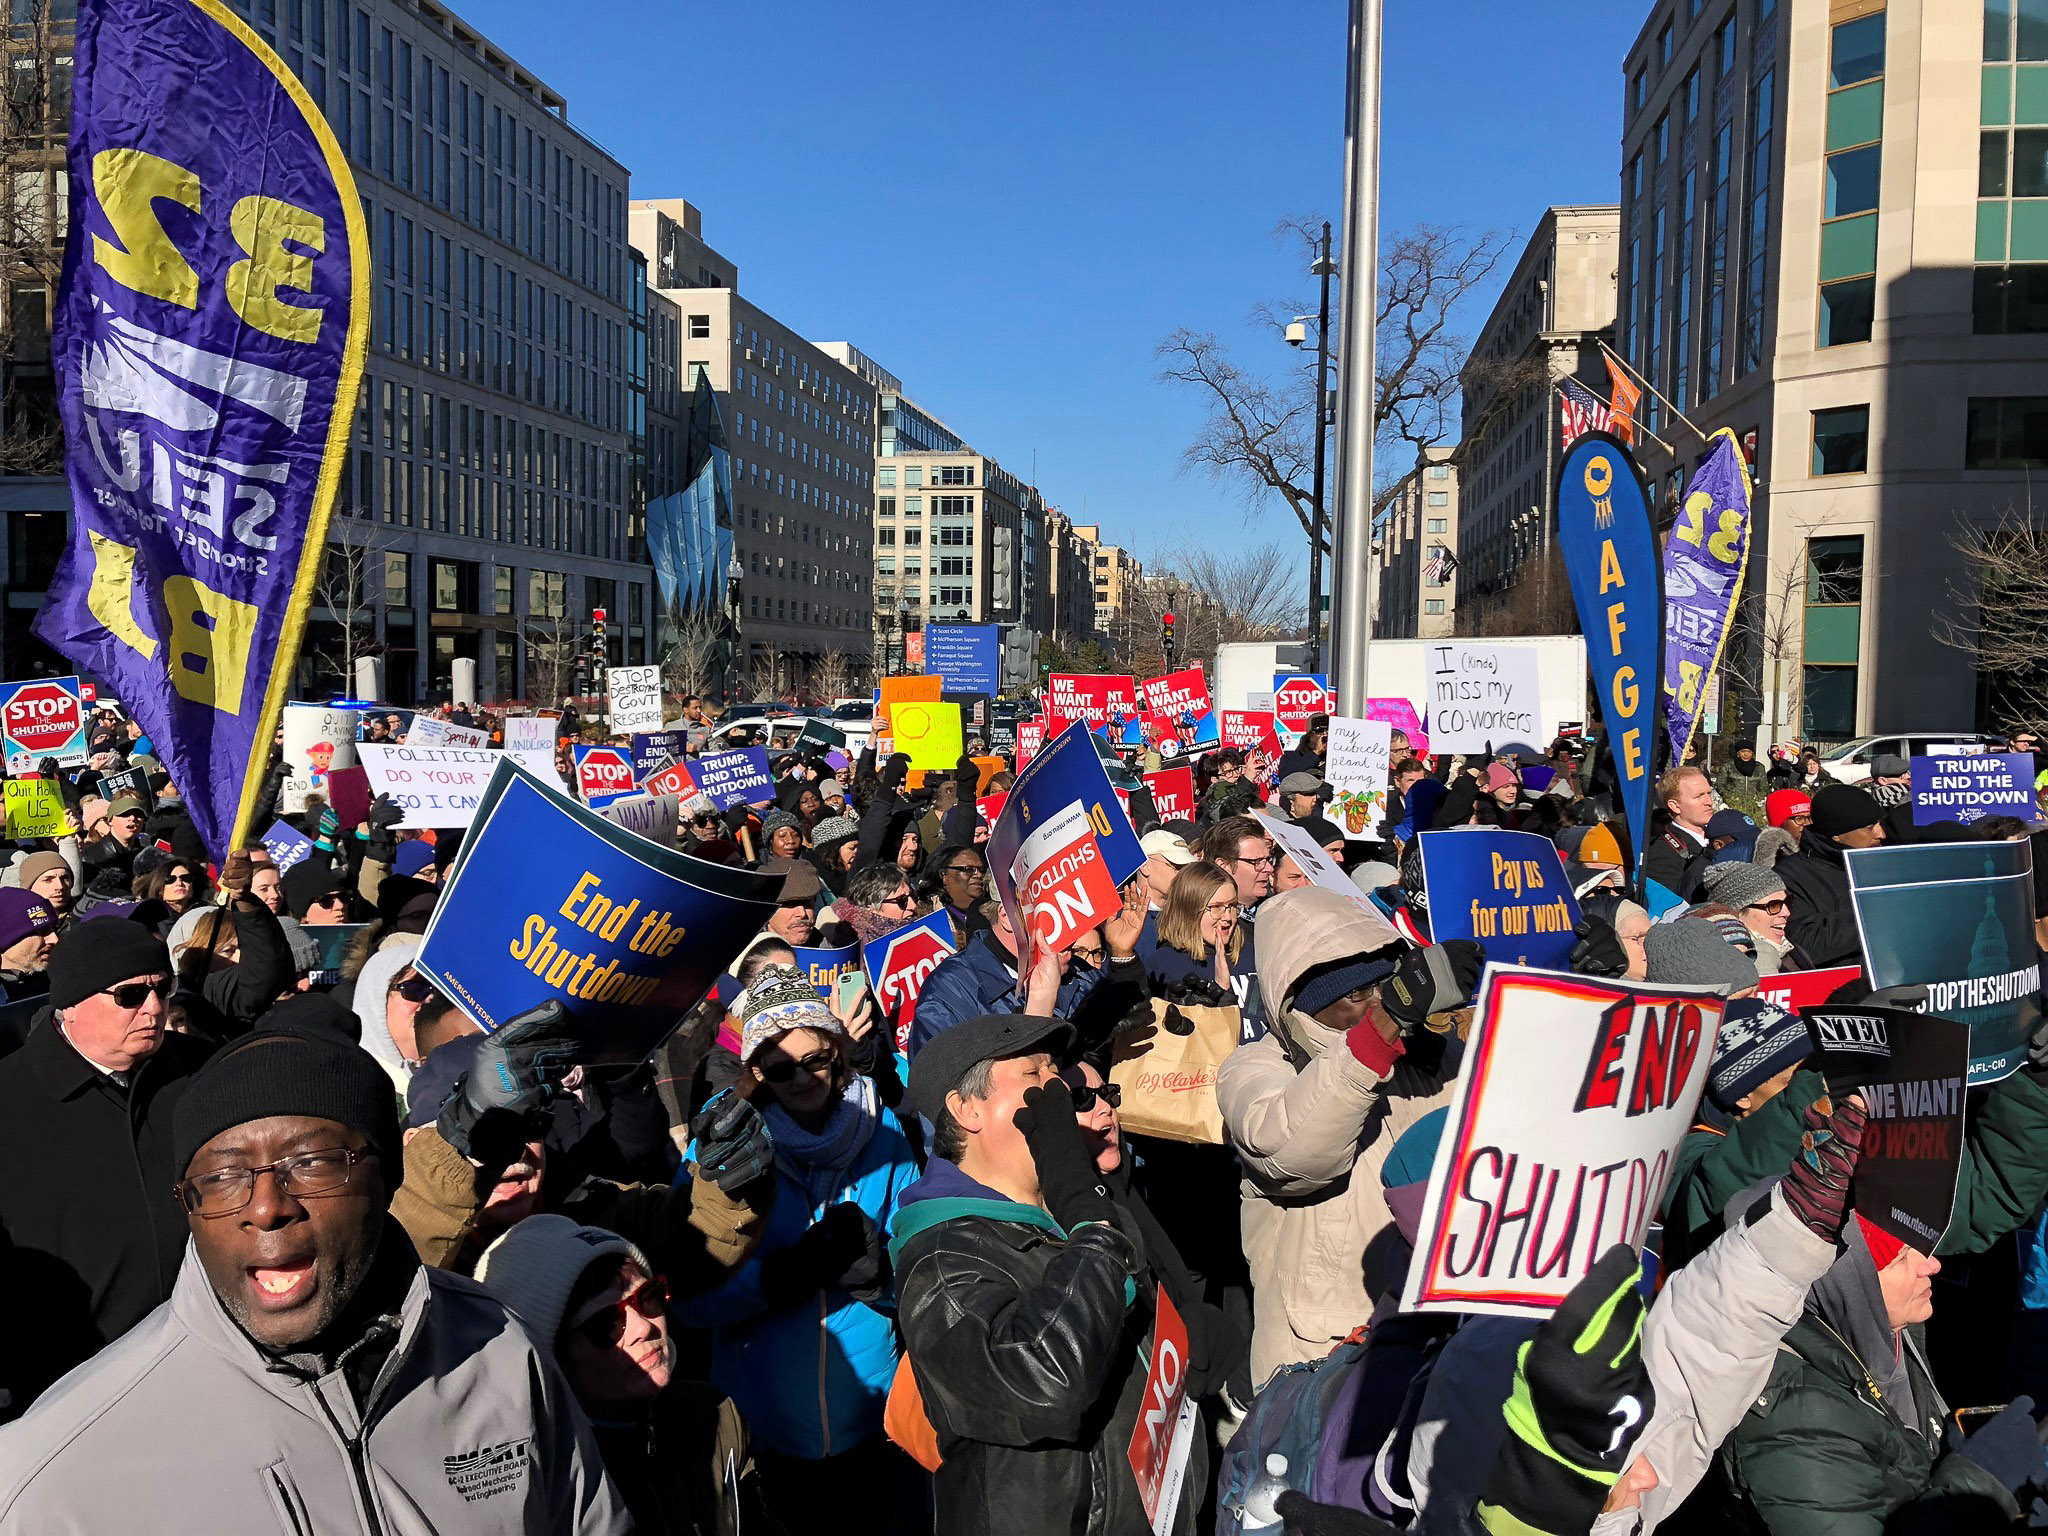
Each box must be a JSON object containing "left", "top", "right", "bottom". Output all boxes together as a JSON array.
[
  {"left": 592, "top": 606, "right": 608, "bottom": 673},
  {"left": 1161, "top": 609, "right": 1177, "bottom": 664}
]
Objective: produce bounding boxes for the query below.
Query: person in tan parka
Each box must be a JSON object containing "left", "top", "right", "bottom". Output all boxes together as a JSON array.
[{"left": 1217, "top": 884, "right": 1482, "bottom": 1382}]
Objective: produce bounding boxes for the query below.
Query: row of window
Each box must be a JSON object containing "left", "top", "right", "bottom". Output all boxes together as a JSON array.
[
  {"left": 1807, "top": 396, "right": 2048, "bottom": 474},
  {"left": 877, "top": 465, "right": 975, "bottom": 488}
]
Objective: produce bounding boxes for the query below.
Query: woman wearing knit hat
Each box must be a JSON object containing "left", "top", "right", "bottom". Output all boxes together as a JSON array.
[
  {"left": 757, "top": 809, "right": 805, "bottom": 864},
  {"left": 478, "top": 1215, "right": 770, "bottom": 1536},
  {"left": 676, "top": 964, "right": 924, "bottom": 1533},
  {"left": 807, "top": 813, "right": 862, "bottom": 897},
  {"left": 1701, "top": 861, "right": 1808, "bottom": 975}
]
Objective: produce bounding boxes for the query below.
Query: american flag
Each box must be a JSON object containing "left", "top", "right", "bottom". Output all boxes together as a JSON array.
[
  {"left": 1557, "top": 376, "right": 1613, "bottom": 450},
  {"left": 1424, "top": 544, "right": 1457, "bottom": 584}
]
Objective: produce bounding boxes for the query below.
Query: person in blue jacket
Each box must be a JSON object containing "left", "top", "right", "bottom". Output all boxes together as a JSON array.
[{"left": 677, "top": 963, "right": 925, "bottom": 1534}]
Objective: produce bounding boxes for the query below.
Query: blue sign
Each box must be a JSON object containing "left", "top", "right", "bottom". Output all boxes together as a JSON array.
[
  {"left": 631, "top": 731, "right": 687, "bottom": 781},
  {"left": 260, "top": 819, "right": 315, "bottom": 873},
  {"left": 792, "top": 942, "right": 860, "bottom": 998},
  {"left": 1417, "top": 827, "right": 1583, "bottom": 970},
  {"left": 1557, "top": 433, "right": 1661, "bottom": 880},
  {"left": 416, "top": 759, "right": 778, "bottom": 1059},
  {"left": 926, "top": 624, "right": 1002, "bottom": 695},
  {"left": 987, "top": 719, "right": 1146, "bottom": 941},
  {"left": 692, "top": 747, "right": 776, "bottom": 809},
  {"left": 1910, "top": 752, "right": 2035, "bottom": 826}
]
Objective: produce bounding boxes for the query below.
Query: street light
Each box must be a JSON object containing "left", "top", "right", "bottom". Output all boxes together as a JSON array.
[
  {"left": 895, "top": 599, "right": 911, "bottom": 675},
  {"left": 1284, "top": 220, "right": 1338, "bottom": 673}
]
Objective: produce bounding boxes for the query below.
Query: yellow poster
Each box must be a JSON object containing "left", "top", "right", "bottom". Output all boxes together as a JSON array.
[
  {"left": 4, "top": 778, "right": 68, "bottom": 839},
  {"left": 894, "top": 701, "right": 963, "bottom": 774}
]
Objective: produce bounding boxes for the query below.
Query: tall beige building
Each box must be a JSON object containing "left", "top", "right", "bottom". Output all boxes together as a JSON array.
[
  {"left": 872, "top": 448, "right": 1038, "bottom": 634},
  {"left": 1619, "top": 0, "right": 2048, "bottom": 740},
  {"left": 1073, "top": 527, "right": 1143, "bottom": 648},
  {"left": 1456, "top": 206, "right": 1620, "bottom": 628},
  {"left": 1375, "top": 447, "right": 1460, "bottom": 638},
  {"left": 629, "top": 199, "right": 876, "bottom": 691}
]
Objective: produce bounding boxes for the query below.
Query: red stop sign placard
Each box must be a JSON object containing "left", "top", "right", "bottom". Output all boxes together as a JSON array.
[
  {"left": 4, "top": 683, "right": 83, "bottom": 755},
  {"left": 878, "top": 923, "right": 955, "bottom": 1052},
  {"left": 575, "top": 746, "right": 635, "bottom": 801},
  {"left": 1274, "top": 677, "right": 1329, "bottom": 734}
]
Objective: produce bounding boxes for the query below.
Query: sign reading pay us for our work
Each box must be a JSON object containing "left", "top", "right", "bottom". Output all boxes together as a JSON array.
[{"left": 1403, "top": 966, "right": 1726, "bottom": 1318}]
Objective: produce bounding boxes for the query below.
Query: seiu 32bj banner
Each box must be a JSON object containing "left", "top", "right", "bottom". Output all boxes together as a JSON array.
[{"left": 40, "top": 0, "right": 369, "bottom": 858}]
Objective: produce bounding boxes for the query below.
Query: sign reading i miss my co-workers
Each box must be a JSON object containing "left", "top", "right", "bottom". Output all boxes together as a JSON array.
[{"left": 0, "top": 675, "right": 88, "bottom": 772}]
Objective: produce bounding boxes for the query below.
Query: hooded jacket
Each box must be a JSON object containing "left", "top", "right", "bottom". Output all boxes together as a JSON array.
[
  {"left": 1774, "top": 828, "right": 1863, "bottom": 967},
  {"left": 1215, "top": 886, "right": 1455, "bottom": 1382},
  {"left": 353, "top": 936, "right": 423, "bottom": 1092},
  {"left": 0, "top": 1234, "right": 628, "bottom": 1534}
]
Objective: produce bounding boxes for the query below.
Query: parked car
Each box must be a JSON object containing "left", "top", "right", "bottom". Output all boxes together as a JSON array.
[
  {"left": 1818, "top": 732, "right": 1999, "bottom": 783},
  {"left": 704, "top": 714, "right": 872, "bottom": 758}
]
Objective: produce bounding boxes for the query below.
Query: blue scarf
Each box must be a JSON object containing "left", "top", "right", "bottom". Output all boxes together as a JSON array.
[{"left": 766, "top": 1072, "right": 879, "bottom": 1211}]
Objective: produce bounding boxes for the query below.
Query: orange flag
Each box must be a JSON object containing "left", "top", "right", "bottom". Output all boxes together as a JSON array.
[{"left": 1605, "top": 354, "right": 1643, "bottom": 446}]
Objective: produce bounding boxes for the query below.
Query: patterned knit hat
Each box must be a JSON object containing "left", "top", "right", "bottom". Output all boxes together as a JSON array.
[{"left": 737, "top": 962, "right": 841, "bottom": 1064}]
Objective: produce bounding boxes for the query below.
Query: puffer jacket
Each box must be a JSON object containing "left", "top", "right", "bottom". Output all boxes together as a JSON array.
[
  {"left": 676, "top": 1099, "right": 919, "bottom": 1460},
  {"left": 890, "top": 1157, "right": 1167, "bottom": 1536},
  {"left": 0, "top": 1231, "right": 627, "bottom": 1534},
  {"left": 1216, "top": 885, "right": 1454, "bottom": 1383},
  {"left": 1775, "top": 828, "right": 1862, "bottom": 966}
]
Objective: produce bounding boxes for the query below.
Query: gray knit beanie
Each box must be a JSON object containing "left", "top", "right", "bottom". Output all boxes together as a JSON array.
[
  {"left": 475, "top": 1214, "right": 649, "bottom": 1357},
  {"left": 1644, "top": 917, "right": 1761, "bottom": 992},
  {"left": 1699, "top": 861, "right": 1787, "bottom": 913}
]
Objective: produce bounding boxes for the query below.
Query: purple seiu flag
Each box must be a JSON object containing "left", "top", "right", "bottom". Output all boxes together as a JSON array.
[
  {"left": 1660, "top": 428, "right": 1753, "bottom": 762},
  {"left": 39, "top": 0, "right": 369, "bottom": 860}
]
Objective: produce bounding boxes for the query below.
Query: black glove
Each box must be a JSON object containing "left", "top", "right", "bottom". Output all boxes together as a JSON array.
[
  {"left": 1013, "top": 1079, "right": 1126, "bottom": 1237},
  {"left": 689, "top": 1090, "right": 773, "bottom": 1193},
  {"left": 1568, "top": 916, "right": 1629, "bottom": 979},
  {"left": 35, "top": 756, "right": 58, "bottom": 782},
  {"left": 880, "top": 752, "right": 912, "bottom": 793},
  {"left": 1274, "top": 1492, "right": 1400, "bottom": 1536},
  {"left": 1474, "top": 1244, "right": 1655, "bottom": 1536},
  {"left": 262, "top": 757, "right": 292, "bottom": 790},
  {"left": 365, "top": 795, "right": 403, "bottom": 863},
  {"left": 721, "top": 802, "right": 753, "bottom": 836},
  {"left": 760, "top": 1203, "right": 891, "bottom": 1304},
  {"left": 1947, "top": 1395, "right": 2048, "bottom": 1495},
  {"left": 436, "top": 999, "right": 579, "bottom": 1163},
  {"left": 1382, "top": 940, "right": 1485, "bottom": 1029},
  {"left": 953, "top": 757, "right": 980, "bottom": 794}
]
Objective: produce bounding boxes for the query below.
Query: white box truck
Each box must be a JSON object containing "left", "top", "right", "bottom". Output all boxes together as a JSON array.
[{"left": 1212, "top": 636, "right": 1591, "bottom": 747}]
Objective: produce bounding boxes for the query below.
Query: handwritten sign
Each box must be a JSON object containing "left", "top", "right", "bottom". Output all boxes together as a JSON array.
[
  {"left": 355, "top": 743, "right": 501, "bottom": 829},
  {"left": 607, "top": 664, "right": 665, "bottom": 735},
  {"left": 1324, "top": 716, "right": 1392, "bottom": 839},
  {"left": 2, "top": 778, "right": 66, "bottom": 839},
  {"left": 1427, "top": 644, "right": 1543, "bottom": 753}
]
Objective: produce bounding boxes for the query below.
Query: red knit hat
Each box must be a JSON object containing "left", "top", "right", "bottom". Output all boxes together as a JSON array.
[
  {"left": 1855, "top": 1212, "right": 1907, "bottom": 1272},
  {"left": 1765, "top": 788, "right": 1813, "bottom": 829}
]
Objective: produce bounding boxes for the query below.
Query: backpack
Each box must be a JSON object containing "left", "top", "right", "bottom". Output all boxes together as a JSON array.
[{"left": 1213, "top": 1331, "right": 1371, "bottom": 1535}]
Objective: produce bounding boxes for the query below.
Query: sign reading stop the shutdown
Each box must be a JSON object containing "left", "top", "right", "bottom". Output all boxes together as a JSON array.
[
  {"left": 1274, "top": 675, "right": 1332, "bottom": 736},
  {"left": 0, "top": 676, "right": 89, "bottom": 773},
  {"left": 573, "top": 743, "right": 638, "bottom": 808},
  {"left": 864, "top": 910, "right": 957, "bottom": 1054}
]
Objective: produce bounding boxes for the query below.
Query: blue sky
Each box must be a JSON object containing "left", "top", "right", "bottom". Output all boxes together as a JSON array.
[{"left": 481, "top": 0, "right": 1646, "bottom": 569}]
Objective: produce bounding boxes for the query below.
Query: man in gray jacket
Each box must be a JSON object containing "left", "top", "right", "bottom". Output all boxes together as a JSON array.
[{"left": 0, "top": 1024, "right": 628, "bottom": 1535}]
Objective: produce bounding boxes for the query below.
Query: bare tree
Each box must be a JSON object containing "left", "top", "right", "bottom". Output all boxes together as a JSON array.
[
  {"left": 521, "top": 617, "right": 580, "bottom": 708},
  {"left": 0, "top": 0, "right": 71, "bottom": 474},
  {"left": 812, "top": 648, "right": 856, "bottom": 705},
  {"left": 1159, "top": 220, "right": 1517, "bottom": 552},
  {"left": 660, "top": 604, "right": 728, "bottom": 705},
  {"left": 746, "top": 652, "right": 781, "bottom": 704},
  {"left": 1934, "top": 503, "right": 2048, "bottom": 727},
  {"left": 307, "top": 521, "right": 396, "bottom": 694},
  {"left": 1460, "top": 544, "right": 1580, "bottom": 639}
]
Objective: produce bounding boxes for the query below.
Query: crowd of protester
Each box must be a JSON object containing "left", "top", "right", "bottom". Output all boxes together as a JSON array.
[{"left": 0, "top": 691, "right": 2045, "bottom": 1533}]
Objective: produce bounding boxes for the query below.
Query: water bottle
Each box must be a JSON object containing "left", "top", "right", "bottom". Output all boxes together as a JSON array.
[{"left": 1240, "top": 1452, "right": 1290, "bottom": 1533}]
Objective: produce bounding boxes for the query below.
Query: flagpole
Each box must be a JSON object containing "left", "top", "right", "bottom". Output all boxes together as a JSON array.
[
  {"left": 1596, "top": 342, "right": 1715, "bottom": 452},
  {"left": 1552, "top": 379, "right": 1679, "bottom": 461}
]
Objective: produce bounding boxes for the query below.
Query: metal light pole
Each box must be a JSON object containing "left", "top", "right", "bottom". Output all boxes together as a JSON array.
[
  {"left": 1329, "top": 0, "right": 1384, "bottom": 708},
  {"left": 1308, "top": 221, "right": 1335, "bottom": 673}
]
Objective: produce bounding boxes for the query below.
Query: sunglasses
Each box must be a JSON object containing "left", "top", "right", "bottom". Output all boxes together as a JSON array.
[
  {"left": 1745, "top": 897, "right": 1790, "bottom": 915},
  {"left": 880, "top": 891, "right": 915, "bottom": 910},
  {"left": 944, "top": 864, "right": 988, "bottom": 880},
  {"left": 570, "top": 1276, "right": 671, "bottom": 1349},
  {"left": 395, "top": 974, "right": 439, "bottom": 1003},
  {"left": 102, "top": 977, "right": 172, "bottom": 1009},
  {"left": 1069, "top": 1081, "right": 1121, "bottom": 1112},
  {"left": 759, "top": 1048, "right": 837, "bottom": 1084}
]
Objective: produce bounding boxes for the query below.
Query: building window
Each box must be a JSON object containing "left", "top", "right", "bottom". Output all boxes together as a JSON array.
[
  {"left": 1973, "top": 263, "right": 2048, "bottom": 332},
  {"left": 937, "top": 465, "right": 973, "bottom": 485},
  {"left": 1811, "top": 405, "right": 1870, "bottom": 475},
  {"left": 1966, "top": 395, "right": 2048, "bottom": 467},
  {"left": 878, "top": 496, "right": 895, "bottom": 517},
  {"left": 1426, "top": 517, "right": 1448, "bottom": 533},
  {"left": 878, "top": 468, "right": 895, "bottom": 488},
  {"left": 688, "top": 313, "right": 709, "bottom": 340},
  {"left": 431, "top": 558, "right": 477, "bottom": 613},
  {"left": 1802, "top": 534, "right": 1863, "bottom": 739},
  {"left": 1820, "top": 276, "right": 1876, "bottom": 345},
  {"left": 1427, "top": 491, "right": 1448, "bottom": 506},
  {"left": 1425, "top": 599, "right": 1445, "bottom": 615},
  {"left": 1825, "top": 143, "right": 1881, "bottom": 217},
  {"left": 384, "top": 551, "right": 411, "bottom": 608},
  {"left": 1427, "top": 464, "right": 1450, "bottom": 479},
  {"left": 903, "top": 466, "right": 924, "bottom": 487},
  {"left": 1830, "top": 13, "right": 1885, "bottom": 88},
  {"left": 1716, "top": 17, "right": 1736, "bottom": 80}
]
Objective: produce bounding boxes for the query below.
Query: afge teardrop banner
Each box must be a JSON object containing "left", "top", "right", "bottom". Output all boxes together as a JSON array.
[
  {"left": 40, "top": 0, "right": 369, "bottom": 860},
  {"left": 1557, "top": 433, "right": 1660, "bottom": 878},
  {"left": 1661, "top": 428, "right": 1752, "bottom": 763}
]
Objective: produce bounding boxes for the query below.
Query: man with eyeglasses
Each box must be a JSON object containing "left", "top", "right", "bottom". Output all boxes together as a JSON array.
[
  {"left": 0, "top": 917, "right": 206, "bottom": 1420},
  {"left": 1193, "top": 815, "right": 1277, "bottom": 918},
  {"left": 0, "top": 1023, "right": 629, "bottom": 1533}
]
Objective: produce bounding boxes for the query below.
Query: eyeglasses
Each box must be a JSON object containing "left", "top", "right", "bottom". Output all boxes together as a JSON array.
[
  {"left": 1230, "top": 852, "right": 1278, "bottom": 869},
  {"left": 1069, "top": 1081, "right": 1122, "bottom": 1112},
  {"left": 944, "top": 863, "right": 987, "bottom": 880},
  {"left": 175, "top": 1146, "right": 375, "bottom": 1216},
  {"left": 1204, "top": 900, "right": 1243, "bottom": 917},
  {"left": 101, "top": 977, "right": 172, "bottom": 1009},
  {"left": 165, "top": 873, "right": 192, "bottom": 886},
  {"left": 395, "top": 974, "right": 439, "bottom": 1003},
  {"left": 1070, "top": 943, "right": 1106, "bottom": 964},
  {"left": 880, "top": 891, "right": 915, "bottom": 910},
  {"left": 1745, "top": 897, "right": 1790, "bottom": 915},
  {"left": 758, "top": 1048, "right": 837, "bottom": 1084},
  {"left": 570, "top": 1276, "right": 671, "bottom": 1349}
]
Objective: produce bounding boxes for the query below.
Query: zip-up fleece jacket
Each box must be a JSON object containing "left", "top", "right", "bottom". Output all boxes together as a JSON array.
[{"left": 0, "top": 1238, "right": 629, "bottom": 1535}]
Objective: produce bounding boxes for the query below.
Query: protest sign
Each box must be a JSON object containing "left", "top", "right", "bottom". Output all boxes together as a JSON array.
[
  {"left": 1325, "top": 717, "right": 1393, "bottom": 839},
  {"left": 977, "top": 791, "right": 1010, "bottom": 826},
  {"left": 1139, "top": 668, "right": 1220, "bottom": 753},
  {"left": 1047, "top": 674, "right": 1140, "bottom": 738},
  {"left": 1220, "top": 711, "right": 1282, "bottom": 758},
  {"left": 1661, "top": 429, "right": 1753, "bottom": 761},
  {"left": 925, "top": 624, "right": 1002, "bottom": 695},
  {"left": 643, "top": 760, "right": 697, "bottom": 800},
  {"left": 876, "top": 674, "right": 944, "bottom": 733},
  {"left": 1418, "top": 829, "right": 1582, "bottom": 970},
  {"left": 98, "top": 765, "right": 154, "bottom": 811},
  {"left": 2, "top": 778, "right": 66, "bottom": 839},
  {"left": 573, "top": 744, "right": 639, "bottom": 808},
  {"left": 322, "top": 765, "right": 372, "bottom": 830},
  {"left": 894, "top": 700, "right": 964, "bottom": 774},
  {"left": 1804, "top": 1005, "right": 1969, "bottom": 1253},
  {"left": 1755, "top": 964, "right": 1863, "bottom": 1013},
  {"left": 355, "top": 743, "right": 501, "bottom": 829},
  {"left": 1403, "top": 966, "right": 1727, "bottom": 1317},
  {"left": 864, "top": 911, "right": 956, "bottom": 1054},
  {"left": 793, "top": 943, "right": 861, "bottom": 999},
  {"left": 417, "top": 760, "right": 778, "bottom": 1058},
  {"left": 260, "top": 820, "right": 316, "bottom": 872},
  {"left": 1273, "top": 675, "right": 1333, "bottom": 736},
  {"left": 692, "top": 748, "right": 777, "bottom": 810},
  {"left": 595, "top": 793, "right": 683, "bottom": 849},
  {"left": 1848, "top": 841, "right": 2040, "bottom": 1083},
  {"left": 607, "top": 664, "right": 665, "bottom": 734},
  {"left": 1365, "top": 697, "right": 1429, "bottom": 759},
  {"left": 0, "top": 676, "right": 87, "bottom": 773},
  {"left": 1427, "top": 644, "right": 1543, "bottom": 753},
  {"left": 1910, "top": 752, "right": 2035, "bottom": 826},
  {"left": 989, "top": 721, "right": 1145, "bottom": 965},
  {"left": 631, "top": 732, "right": 688, "bottom": 782},
  {"left": 405, "top": 716, "right": 489, "bottom": 748},
  {"left": 1015, "top": 717, "right": 1045, "bottom": 768},
  {"left": 280, "top": 704, "right": 360, "bottom": 813},
  {"left": 303, "top": 924, "right": 370, "bottom": 988},
  {"left": 504, "top": 715, "right": 558, "bottom": 756},
  {"left": 1142, "top": 766, "right": 1195, "bottom": 823},
  {"left": 795, "top": 718, "right": 848, "bottom": 755},
  {"left": 1255, "top": 811, "right": 1368, "bottom": 907},
  {"left": 1128, "top": 1288, "right": 1198, "bottom": 1535},
  {"left": 986, "top": 701, "right": 1022, "bottom": 757}
]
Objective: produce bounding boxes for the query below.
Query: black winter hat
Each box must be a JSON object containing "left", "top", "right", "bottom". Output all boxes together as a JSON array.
[
  {"left": 172, "top": 1027, "right": 402, "bottom": 1180},
  {"left": 1810, "top": 784, "right": 1886, "bottom": 839},
  {"left": 281, "top": 862, "right": 347, "bottom": 920},
  {"left": 48, "top": 916, "right": 171, "bottom": 1010}
]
